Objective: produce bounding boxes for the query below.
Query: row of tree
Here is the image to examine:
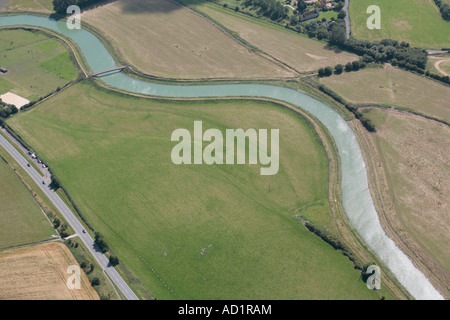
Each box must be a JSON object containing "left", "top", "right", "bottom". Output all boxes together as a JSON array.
[
  {"left": 433, "top": 0, "right": 450, "bottom": 21},
  {"left": 318, "top": 60, "right": 367, "bottom": 77},
  {"left": 52, "top": 0, "right": 104, "bottom": 14}
]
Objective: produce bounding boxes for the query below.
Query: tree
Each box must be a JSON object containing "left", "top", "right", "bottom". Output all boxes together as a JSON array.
[
  {"left": 329, "top": 23, "right": 346, "bottom": 46},
  {"left": 337, "top": 10, "right": 346, "bottom": 20},
  {"left": 94, "top": 232, "right": 109, "bottom": 253},
  {"left": 91, "top": 277, "right": 100, "bottom": 286},
  {"left": 318, "top": 68, "right": 325, "bottom": 77},
  {"left": 334, "top": 64, "right": 343, "bottom": 74},
  {"left": 297, "top": 0, "right": 307, "bottom": 13},
  {"left": 324, "top": 66, "right": 333, "bottom": 76},
  {"left": 109, "top": 255, "right": 119, "bottom": 266},
  {"left": 345, "top": 62, "right": 353, "bottom": 72}
]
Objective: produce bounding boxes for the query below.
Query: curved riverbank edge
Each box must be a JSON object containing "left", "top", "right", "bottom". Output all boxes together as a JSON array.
[{"left": 0, "top": 14, "right": 443, "bottom": 300}]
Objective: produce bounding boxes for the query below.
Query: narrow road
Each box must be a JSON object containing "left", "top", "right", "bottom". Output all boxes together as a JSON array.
[
  {"left": 343, "top": 0, "right": 351, "bottom": 39},
  {"left": 0, "top": 132, "right": 139, "bottom": 300}
]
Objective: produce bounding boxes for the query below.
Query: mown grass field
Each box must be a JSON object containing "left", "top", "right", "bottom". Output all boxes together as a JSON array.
[
  {"left": 0, "top": 29, "right": 78, "bottom": 101},
  {"left": 349, "top": 0, "right": 450, "bottom": 49},
  {"left": 81, "top": 0, "right": 294, "bottom": 80},
  {"left": 7, "top": 81, "right": 384, "bottom": 299},
  {"left": 184, "top": 0, "right": 357, "bottom": 73},
  {"left": 362, "top": 108, "right": 450, "bottom": 297},
  {"left": 319, "top": 64, "right": 450, "bottom": 123},
  {"left": 0, "top": 242, "right": 99, "bottom": 300},
  {"left": 1, "top": 0, "right": 53, "bottom": 13},
  {"left": 427, "top": 54, "right": 450, "bottom": 77},
  {"left": 0, "top": 146, "right": 56, "bottom": 249}
]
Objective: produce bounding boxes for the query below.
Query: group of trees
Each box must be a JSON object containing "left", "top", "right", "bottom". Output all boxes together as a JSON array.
[
  {"left": 52, "top": 0, "right": 104, "bottom": 14},
  {"left": 318, "top": 60, "right": 367, "bottom": 77},
  {"left": 433, "top": 0, "right": 450, "bottom": 21},
  {"left": 243, "top": 0, "right": 288, "bottom": 21},
  {"left": 337, "top": 37, "right": 428, "bottom": 71},
  {"left": 0, "top": 100, "right": 18, "bottom": 119}
]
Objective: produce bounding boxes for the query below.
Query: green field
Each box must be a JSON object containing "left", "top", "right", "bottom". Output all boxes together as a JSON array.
[
  {"left": 319, "top": 64, "right": 450, "bottom": 123},
  {"left": 0, "top": 29, "right": 79, "bottom": 101},
  {"left": 1, "top": 0, "right": 53, "bottom": 12},
  {"left": 0, "top": 147, "right": 56, "bottom": 249},
  {"left": 6, "top": 81, "right": 384, "bottom": 299},
  {"left": 349, "top": 0, "right": 450, "bottom": 49}
]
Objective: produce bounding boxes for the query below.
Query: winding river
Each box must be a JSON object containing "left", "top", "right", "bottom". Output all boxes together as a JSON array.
[{"left": 0, "top": 15, "right": 444, "bottom": 300}]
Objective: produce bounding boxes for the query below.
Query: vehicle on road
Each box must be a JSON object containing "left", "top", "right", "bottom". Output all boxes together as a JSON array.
[
  {"left": 27, "top": 163, "right": 30, "bottom": 167},
  {"left": 42, "top": 181, "right": 45, "bottom": 185}
]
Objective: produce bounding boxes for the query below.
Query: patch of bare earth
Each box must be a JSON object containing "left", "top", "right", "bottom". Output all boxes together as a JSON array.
[
  {"left": 354, "top": 108, "right": 450, "bottom": 299},
  {"left": 0, "top": 242, "right": 99, "bottom": 300}
]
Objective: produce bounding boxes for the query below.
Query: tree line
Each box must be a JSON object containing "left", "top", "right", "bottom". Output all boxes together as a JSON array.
[
  {"left": 52, "top": 0, "right": 105, "bottom": 14},
  {"left": 433, "top": 0, "right": 450, "bottom": 21}
]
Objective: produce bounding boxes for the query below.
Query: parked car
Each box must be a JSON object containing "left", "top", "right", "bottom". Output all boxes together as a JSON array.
[
  {"left": 42, "top": 164, "right": 46, "bottom": 168},
  {"left": 42, "top": 181, "right": 45, "bottom": 185}
]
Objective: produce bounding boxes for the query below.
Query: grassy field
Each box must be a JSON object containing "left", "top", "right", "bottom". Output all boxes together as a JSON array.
[
  {"left": 427, "top": 54, "right": 450, "bottom": 77},
  {"left": 349, "top": 0, "right": 450, "bottom": 49},
  {"left": 319, "top": 64, "right": 450, "bottom": 123},
  {"left": 0, "top": 242, "right": 99, "bottom": 299},
  {"left": 361, "top": 108, "right": 450, "bottom": 298},
  {"left": 0, "top": 146, "right": 56, "bottom": 249},
  {"left": 1, "top": 0, "right": 53, "bottom": 12},
  {"left": 184, "top": 0, "right": 357, "bottom": 73},
  {"left": 6, "top": 81, "right": 385, "bottom": 299},
  {"left": 0, "top": 28, "right": 79, "bottom": 101},
  {"left": 81, "top": 0, "right": 295, "bottom": 80}
]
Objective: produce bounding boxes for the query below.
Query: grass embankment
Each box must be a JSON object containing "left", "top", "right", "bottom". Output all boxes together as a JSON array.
[
  {"left": 319, "top": 64, "right": 450, "bottom": 123},
  {"left": 349, "top": 0, "right": 450, "bottom": 49},
  {"left": 0, "top": 28, "right": 79, "bottom": 101},
  {"left": 7, "top": 81, "right": 386, "bottom": 299}
]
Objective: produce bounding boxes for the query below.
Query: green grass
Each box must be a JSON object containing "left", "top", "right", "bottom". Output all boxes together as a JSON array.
[
  {"left": 6, "top": 81, "right": 384, "bottom": 300},
  {"left": 2, "top": 0, "right": 54, "bottom": 12},
  {"left": 0, "top": 28, "right": 79, "bottom": 100},
  {"left": 349, "top": 0, "right": 450, "bottom": 49},
  {"left": 0, "top": 146, "right": 56, "bottom": 249}
]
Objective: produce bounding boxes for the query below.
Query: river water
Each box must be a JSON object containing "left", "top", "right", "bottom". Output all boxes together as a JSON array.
[{"left": 0, "top": 15, "right": 443, "bottom": 300}]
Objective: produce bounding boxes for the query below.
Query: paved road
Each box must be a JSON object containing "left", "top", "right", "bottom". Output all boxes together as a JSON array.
[
  {"left": 0, "top": 132, "right": 139, "bottom": 300},
  {"left": 343, "top": 0, "right": 351, "bottom": 39}
]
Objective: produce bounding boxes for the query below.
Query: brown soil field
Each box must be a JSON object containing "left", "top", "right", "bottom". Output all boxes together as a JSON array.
[
  {"left": 0, "top": 242, "right": 99, "bottom": 300},
  {"left": 81, "top": 0, "right": 295, "bottom": 80},
  {"left": 354, "top": 108, "right": 450, "bottom": 299}
]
